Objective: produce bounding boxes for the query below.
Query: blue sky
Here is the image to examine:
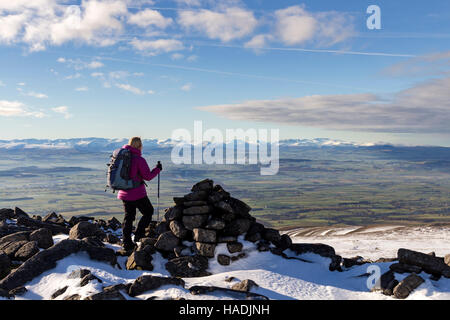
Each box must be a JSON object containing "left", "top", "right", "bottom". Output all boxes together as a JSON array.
[{"left": 0, "top": 0, "right": 449, "bottom": 146}]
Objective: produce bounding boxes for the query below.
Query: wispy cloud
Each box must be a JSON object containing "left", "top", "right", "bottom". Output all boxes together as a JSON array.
[
  {"left": 181, "top": 83, "right": 193, "bottom": 91},
  {"left": 65, "top": 73, "right": 82, "bottom": 80},
  {"left": 0, "top": 80, "right": 4, "bottom": 87},
  {"left": 52, "top": 106, "right": 72, "bottom": 119},
  {"left": 116, "top": 83, "right": 147, "bottom": 95},
  {"left": 58, "top": 57, "right": 104, "bottom": 70},
  {"left": 75, "top": 86, "right": 89, "bottom": 92},
  {"left": 25, "top": 91, "right": 48, "bottom": 99},
  {"left": 0, "top": 100, "right": 45, "bottom": 118},
  {"left": 383, "top": 51, "right": 450, "bottom": 77},
  {"left": 199, "top": 77, "right": 450, "bottom": 134},
  {"left": 130, "top": 38, "right": 184, "bottom": 55}
]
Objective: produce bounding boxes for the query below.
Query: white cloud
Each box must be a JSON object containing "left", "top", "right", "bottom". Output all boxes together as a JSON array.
[
  {"left": 17, "top": 82, "right": 26, "bottom": 86},
  {"left": 0, "top": 100, "right": 45, "bottom": 118},
  {"left": 130, "top": 38, "right": 184, "bottom": 55},
  {"left": 244, "top": 34, "right": 272, "bottom": 49},
  {"left": 383, "top": 51, "right": 450, "bottom": 77},
  {"left": 133, "top": 72, "right": 144, "bottom": 77},
  {"left": 171, "top": 53, "right": 184, "bottom": 60},
  {"left": 65, "top": 73, "right": 81, "bottom": 80},
  {"left": 175, "top": 0, "right": 201, "bottom": 6},
  {"left": 58, "top": 57, "right": 104, "bottom": 70},
  {"left": 178, "top": 7, "right": 257, "bottom": 42},
  {"left": 147, "top": 90, "right": 155, "bottom": 94},
  {"left": 1, "top": 0, "right": 128, "bottom": 52},
  {"left": 274, "top": 6, "right": 355, "bottom": 46},
  {"left": 128, "top": 9, "right": 173, "bottom": 28},
  {"left": 109, "top": 71, "right": 129, "bottom": 79},
  {"left": 26, "top": 91, "right": 48, "bottom": 99},
  {"left": 52, "top": 105, "right": 72, "bottom": 119},
  {"left": 181, "top": 83, "right": 193, "bottom": 91},
  {"left": 91, "top": 72, "right": 104, "bottom": 78},
  {"left": 116, "top": 83, "right": 146, "bottom": 95},
  {"left": 75, "top": 86, "right": 89, "bottom": 92},
  {"left": 199, "top": 77, "right": 450, "bottom": 134},
  {"left": 186, "top": 54, "right": 198, "bottom": 62}
]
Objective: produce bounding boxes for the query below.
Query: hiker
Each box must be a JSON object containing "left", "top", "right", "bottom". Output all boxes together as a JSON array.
[{"left": 117, "top": 137, "right": 162, "bottom": 251}]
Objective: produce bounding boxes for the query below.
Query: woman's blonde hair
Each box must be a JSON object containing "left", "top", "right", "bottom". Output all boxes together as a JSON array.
[{"left": 128, "top": 137, "right": 143, "bottom": 149}]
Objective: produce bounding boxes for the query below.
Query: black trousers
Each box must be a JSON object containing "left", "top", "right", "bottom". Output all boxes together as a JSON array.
[{"left": 122, "top": 196, "right": 154, "bottom": 244}]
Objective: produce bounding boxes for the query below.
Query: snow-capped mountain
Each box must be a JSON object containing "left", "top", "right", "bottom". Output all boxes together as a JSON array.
[{"left": 0, "top": 138, "right": 379, "bottom": 152}]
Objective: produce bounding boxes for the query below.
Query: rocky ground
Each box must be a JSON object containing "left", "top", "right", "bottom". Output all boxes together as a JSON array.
[{"left": 1, "top": 179, "right": 450, "bottom": 300}]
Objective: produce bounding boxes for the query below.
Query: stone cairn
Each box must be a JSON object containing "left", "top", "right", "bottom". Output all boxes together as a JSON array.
[{"left": 127, "top": 179, "right": 294, "bottom": 278}]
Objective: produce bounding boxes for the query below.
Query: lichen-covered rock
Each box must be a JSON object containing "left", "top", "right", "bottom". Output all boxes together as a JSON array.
[
  {"left": 128, "top": 275, "right": 185, "bottom": 297},
  {"left": 398, "top": 248, "right": 450, "bottom": 278},
  {"left": 218, "top": 254, "right": 231, "bottom": 266},
  {"left": 126, "top": 250, "right": 153, "bottom": 271},
  {"left": 231, "top": 279, "right": 258, "bottom": 292},
  {"left": 165, "top": 255, "right": 210, "bottom": 278},
  {"left": 169, "top": 220, "right": 190, "bottom": 239},
  {"left": 204, "top": 219, "right": 226, "bottom": 230},
  {"left": 193, "top": 228, "right": 216, "bottom": 243},
  {"left": 195, "top": 242, "right": 216, "bottom": 258},
  {"left": 393, "top": 273, "right": 424, "bottom": 299},
  {"left": 227, "top": 242, "right": 243, "bottom": 254}
]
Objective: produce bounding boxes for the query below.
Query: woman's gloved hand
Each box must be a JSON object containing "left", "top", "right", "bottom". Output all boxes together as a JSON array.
[{"left": 156, "top": 161, "right": 162, "bottom": 171}]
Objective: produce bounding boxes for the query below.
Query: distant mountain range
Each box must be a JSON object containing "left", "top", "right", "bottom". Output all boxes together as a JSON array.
[{"left": 0, "top": 137, "right": 381, "bottom": 152}]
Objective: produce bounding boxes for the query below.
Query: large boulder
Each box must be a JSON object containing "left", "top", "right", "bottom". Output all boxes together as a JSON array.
[
  {"left": 398, "top": 248, "right": 450, "bottom": 278},
  {"left": 0, "top": 240, "right": 29, "bottom": 258},
  {"left": 128, "top": 275, "right": 185, "bottom": 297},
  {"left": 14, "top": 241, "right": 40, "bottom": 261},
  {"left": 165, "top": 255, "right": 210, "bottom": 277},
  {"left": 29, "top": 228, "right": 53, "bottom": 249},
  {"left": 69, "top": 221, "right": 105, "bottom": 240},
  {"left": 0, "top": 231, "right": 30, "bottom": 245},
  {"left": 393, "top": 273, "right": 424, "bottom": 299},
  {"left": 0, "top": 239, "right": 117, "bottom": 291},
  {"left": 154, "top": 231, "right": 179, "bottom": 252},
  {"left": 289, "top": 243, "right": 336, "bottom": 258}
]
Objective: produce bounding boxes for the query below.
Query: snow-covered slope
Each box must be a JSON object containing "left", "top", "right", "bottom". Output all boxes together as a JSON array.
[{"left": 8, "top": 226, "right": 450, "bottom": 301}]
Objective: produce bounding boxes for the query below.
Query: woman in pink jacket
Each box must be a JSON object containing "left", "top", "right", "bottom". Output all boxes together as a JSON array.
[{"left": 118, "top": 137, "right": 161, "bottom": 251}]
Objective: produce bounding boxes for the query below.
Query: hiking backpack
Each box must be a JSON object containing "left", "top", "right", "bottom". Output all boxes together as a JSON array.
[{"left": 106, "top": 148, "right": 142, "bottom": 192}]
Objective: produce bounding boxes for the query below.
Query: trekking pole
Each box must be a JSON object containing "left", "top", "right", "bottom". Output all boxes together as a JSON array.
[{"left": 157, "top": 161, "right": 161, "bottom": 222}]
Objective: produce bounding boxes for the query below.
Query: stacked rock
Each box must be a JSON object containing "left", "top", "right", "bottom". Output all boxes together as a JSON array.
[{"left": 130, "top": 179, "right": 296, "bottom": 276}]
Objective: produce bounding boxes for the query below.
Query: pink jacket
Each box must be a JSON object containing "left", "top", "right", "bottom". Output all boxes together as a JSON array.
[{"left": 117, "top": 145, "right": 161, "bottom": 201}]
